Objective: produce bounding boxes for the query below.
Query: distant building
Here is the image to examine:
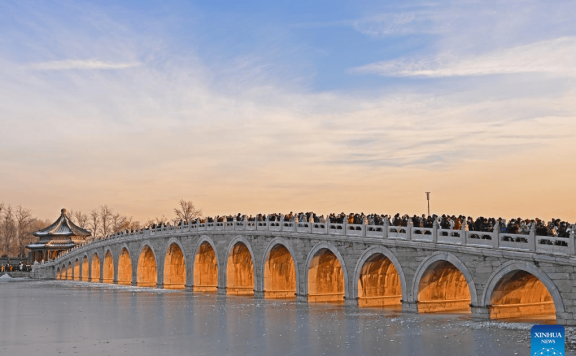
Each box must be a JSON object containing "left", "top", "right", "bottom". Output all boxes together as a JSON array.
[{"left": 27, "top": 208, "right": 91, "bottom": 262}]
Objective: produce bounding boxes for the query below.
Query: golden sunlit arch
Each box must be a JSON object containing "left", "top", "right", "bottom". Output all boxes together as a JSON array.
[
  {"left": 91, "top": 253, "right": 100, "bottom": 282},
  {"left": 262, "top": 239, "right": 298, "bottom": 299},
  {"left": 74, "top": 259, "right": 80, "bottom": 281},
  {"left": 193, "top": 237, "right": 219, "bottom": 292},
  {"left": 225, "top": 236, "right": 255, "bottom": 296},
  {"left": 164, "top": 240, "right": 186, "bottom": 290},
  {"left": 413, "top": 252, "right": 476, "bottom": 313},
  {"left": 103, "top": 250, "right": 114, "bottom": 284},
  {"left": 483, "top": 262, "right": 562, "bottom": 322},
  {"left": 137, "top": 244, "right": 158, "bottom": 287},
  {"left": 81, "top": 256, "right": 89, "bottom": 282},
  {"left": 353, "top": 246, "right": 406, "bottom": 308},
  {"left": 306, "top": 243, "right": 348, "bottom": 303},
  {"left": 117, "top": 247, "right": 133, "bottom": 285}
]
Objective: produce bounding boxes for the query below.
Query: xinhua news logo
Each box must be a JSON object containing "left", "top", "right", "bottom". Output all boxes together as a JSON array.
[{"left": 531, "top": 325, "right": 565, "bottom": 356}]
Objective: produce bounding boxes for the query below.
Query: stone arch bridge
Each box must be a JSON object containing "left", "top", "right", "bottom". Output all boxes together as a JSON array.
[{"left": 33, "top": 219, "right": 576, "bottom": 325}]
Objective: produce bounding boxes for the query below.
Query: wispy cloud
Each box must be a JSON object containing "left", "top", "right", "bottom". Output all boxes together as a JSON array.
[
  {"left": 352, "top": 11, "right": 446, "bottom": 37},
  {"left": 290, "top": 11, "right": 443, "bottom": 36},
  {"left": 351, "top": 37, "right": 576, "bottom": 77},
  {"left": 29, "top": 59, "right": 141, "bottom": 71}
]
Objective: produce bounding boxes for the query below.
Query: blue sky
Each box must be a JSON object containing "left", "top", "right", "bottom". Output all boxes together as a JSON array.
[{"left": 1, "top": 0, "right": 575, "bottom": 220}]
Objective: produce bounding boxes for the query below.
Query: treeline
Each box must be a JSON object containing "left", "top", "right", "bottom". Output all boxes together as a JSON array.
[
  {"left": 0, "top": 200, "right": 202, "bottom": 257},
  {"left": 66, "top": 205, "right": 140, "bottom": 242},
  {"left": 0, "top": 204, "right": 48, "bottom": 258}
]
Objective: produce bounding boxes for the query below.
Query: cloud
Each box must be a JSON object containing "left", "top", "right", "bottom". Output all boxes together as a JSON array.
[
  {"left": 29, "top": 59, "right": 141, "bottom": 71},
  {"left": 2, "top": 0, "right": 576, "bottom": 221},
  {"left": 352, "top": 37, "right": 576, "bottom": 78},
  {"left": 351, "top": 12, "right": 446, "bottom": 37},
  {"left": 290, "top": 11, "right": 444, "bottom": 36}
]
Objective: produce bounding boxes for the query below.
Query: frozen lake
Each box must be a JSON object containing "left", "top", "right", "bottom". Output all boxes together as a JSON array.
[{"left": 0, "top": 278, "right": 570, "bottom": 356}]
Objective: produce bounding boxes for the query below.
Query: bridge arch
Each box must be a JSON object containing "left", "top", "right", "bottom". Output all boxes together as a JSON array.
[
  {"left": 103, "top": 249, "right": 114, "bottom": 284},
  {"left": 81, "top": 255, "right": 89, "bottom": 281},
  {"left": 163, "top": 238, "right": 187, "bottom": 289},
  {"left": 412, "top": 251, "right": 477, "bottom": 313},
  {"left": 352, "top": 246, "right": 406, "bottom": 307},
  {"left": 117, "top": 246, "right": 132, "bottom": 285},
  {"left": 261, "top": 237, "right": 299, "bottom": 298},
  {"left": 74, "top": 258, "right": 80, "bottom": 281},
  {"left": 137, "top": 243, "right": 158, "bottom": 287},
  {"left": 56, "top": 266, "right": 61, "bottom": 280},
  {"left": 62, "top": 264, "right": 67, "bottom": 280},
  {"left": 91, "top": 252, "right": 101, "bottom": 282},
  {"left": 67, "top": 261, "right": 73, "bottom": 280},
  {"left": 482, "top": 261, "right": 563, "bottom": 321},
  {"left": 224, "top": 235, "right": 256, "bottom": 296},
  {"left": 192, "top": 236, "right": 220, "bottom": 292},
  {"left": 305, "top": 242, "right": 349, "bottom": 303}
]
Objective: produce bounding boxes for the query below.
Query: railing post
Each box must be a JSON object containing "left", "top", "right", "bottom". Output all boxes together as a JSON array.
[
  {"left": 432, "top": 219, "right": 438, "bottom": 243},
  {"left": 570, "top": 225, "right": 575, "bottom": 255},
  {"left": 343, "top": 218, "right": 348, "bottom": 237},
  {"left": 325, "top": 218, "right": 329, "bottom": 234},
  {"left": 493, "top": 221, "right": 500, "bottom": 249},
  {"left": 407, "top": 219, "right": 413, "bottom": 240},
  {"left": 266, "top": 216, "right": 270, "bottom": 231},
  {"left": 528, "top": 221, "right": 536, "bottom": 252},
  {"left": 362, "top": 216, "right": 367, "bottom": 237},
  {"left": 462, "top": 220, "right": 467, "bottom": 245},
  {"left": 383, "top": 219, "right": 389, "bottom": 239}
]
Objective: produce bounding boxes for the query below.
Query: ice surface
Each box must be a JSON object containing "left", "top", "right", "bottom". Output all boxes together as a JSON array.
[
  {"left": 0, "top": 273, "right": 29, "bottom": 282},
  {"left": 0, "top": 280, "right": 573, "bottom": 356}
]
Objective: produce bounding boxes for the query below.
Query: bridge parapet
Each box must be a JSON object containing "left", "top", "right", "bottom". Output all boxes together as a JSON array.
[{"left": 48, "top": 219, "right": 576, "bottom": 265}]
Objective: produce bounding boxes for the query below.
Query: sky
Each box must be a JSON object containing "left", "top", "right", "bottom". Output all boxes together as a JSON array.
[{"left": 1, "top": 0, "right": 575, "bottom": 222}]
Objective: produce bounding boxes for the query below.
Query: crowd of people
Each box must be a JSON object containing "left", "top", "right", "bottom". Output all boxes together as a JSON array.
[
  {"left": 113, "top": 212, "right": 574, "bottom": 242},
  {"left": 186, "top": 212, "right": 575, "bottom": 238},
  {"left": 0, "top": 261, "right": 31, "bottom": 273}
]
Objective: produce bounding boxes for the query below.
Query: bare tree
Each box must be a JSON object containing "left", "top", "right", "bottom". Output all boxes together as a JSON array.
[
  {"left": 100, "top": 205, "right": 113, "bottom": 238},
  {"left": 0, "top": 203, "right": 5, "bottom": 255},
  {"left": 66, "top": 209, "right": 75, "bottom": 222},
  {"left": 74, "top": 211, "right": 89, "bottom": 228},
  {"left": 173, "top": 200, "right": 202, "bottom": 223},
  {"left": 146, "top": 216, "right": 170, "bottom": 228},
  {"left": 112, "top": 213, "right": 128, "bottom": 233},
  {"left": 15, "top": 206, "right": 33, "bottom": 258},
  {"left": 2, "top": 205, "right": 16, "bottom": 256},
  {"left": 88, "top": 209, "right": 100, "bottom": 241},
  {"left": 128, "top": 219, "right": 142, "bottom": 231}
]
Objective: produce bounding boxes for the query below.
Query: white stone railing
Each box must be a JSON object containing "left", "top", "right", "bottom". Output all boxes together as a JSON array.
[{"left": 47, "top": 218, "right": 576, "bottom": 266}]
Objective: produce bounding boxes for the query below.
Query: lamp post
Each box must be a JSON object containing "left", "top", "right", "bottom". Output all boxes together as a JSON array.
[{"left": 425, "top": 192, "right": 431, "bottom": 217}]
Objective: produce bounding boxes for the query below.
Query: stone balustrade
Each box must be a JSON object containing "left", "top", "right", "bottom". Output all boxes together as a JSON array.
[{"left": 51, "top": 218, "right": 575, "bottom": 263}]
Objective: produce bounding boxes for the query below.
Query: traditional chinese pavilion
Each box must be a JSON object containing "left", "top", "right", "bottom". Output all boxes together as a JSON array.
[{"left": 27, "top": 208, "right": 91, "bottom": 262}]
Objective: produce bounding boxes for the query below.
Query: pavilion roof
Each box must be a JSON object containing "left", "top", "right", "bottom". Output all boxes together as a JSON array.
[{"left": 33, "top": 209, "right": 91, "bottom": 238}]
